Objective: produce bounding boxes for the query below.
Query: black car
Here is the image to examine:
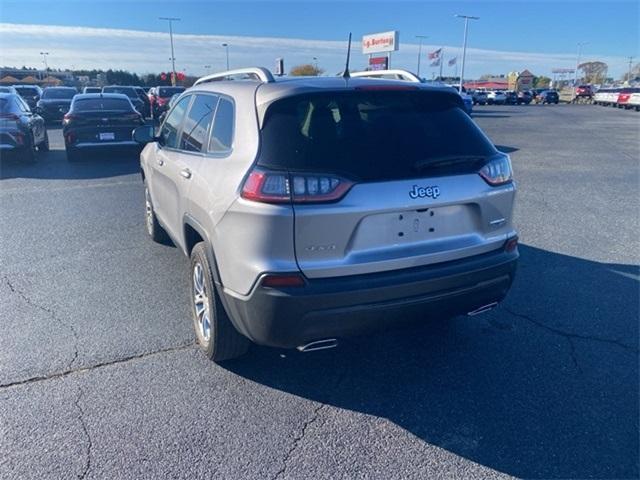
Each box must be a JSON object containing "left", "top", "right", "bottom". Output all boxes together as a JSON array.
[
  {"left": 101, "top": 86, "right": 145, "bottom": 116},
  {"left": 537, "top": 90, "right": 560, "bottom": 104},
  {"left": 134, "top": 86, "right": 151, "bottom": 118},
  {"left": 517, "top": 90, "right": 533, "bottom": 104},
  {"left": 13, "top": 85, "right": 43, "bottom": 110},
  {"left": 62, "top": 93, "right": 144, "bottom": 161},
  {"left": 0, "top": 93, "right": 49, "bottom": 161},
  {"left": 36, "top": 87, "right": 77, "bottom": 122},
  {"left": 504, "top": 91, "right": 518, "bottom": 105}
]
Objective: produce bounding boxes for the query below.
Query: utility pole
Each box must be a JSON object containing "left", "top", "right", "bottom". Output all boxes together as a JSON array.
[
  {"left": 159, "top": 17, "right": 180, "bottom": 85},
  {"left": 313, "top": 57, "right": 319, "bottom": 74},
  {"left": 573, "top": 42, "right": 587, "bottom": 86},
  {"left": 415, "top": 35, "right": 429, "bottom": 78},
  {"left": 627, "top": 56, "right": 634, "bottom": 83},
  {"left": 455, "top": 14, "right": 479, "bottom": 93},
  {"left": 222, "top": 43, "right": 230, "bottom": 70},
  {"left": 40, "top": 52, "right": 49, "bottom": 79}
]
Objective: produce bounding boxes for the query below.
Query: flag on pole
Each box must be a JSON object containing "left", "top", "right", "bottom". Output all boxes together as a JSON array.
[
  {"left": 428, "top": 48, "right": 442, "bottom": 67},
  {"left": 448, "top": 57, "right": 457, "bottom": 67}
]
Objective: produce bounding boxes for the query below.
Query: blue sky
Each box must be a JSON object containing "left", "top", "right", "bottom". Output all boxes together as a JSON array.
[{"left": 1, "top": 0, "right": 637, "bottom": 78}]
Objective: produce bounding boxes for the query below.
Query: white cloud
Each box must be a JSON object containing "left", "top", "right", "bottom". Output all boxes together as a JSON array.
[{"left": 0, "top": 22, "right": 631, "bottom": 78}]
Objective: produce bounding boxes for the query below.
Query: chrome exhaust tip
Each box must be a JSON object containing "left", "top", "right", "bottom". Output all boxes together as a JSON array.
[
  {"left": 467, "top": 301, "right": 499, "bottom": 316},
  {"left": 297, "top": 338, "right": 338, "bottom": 353}
]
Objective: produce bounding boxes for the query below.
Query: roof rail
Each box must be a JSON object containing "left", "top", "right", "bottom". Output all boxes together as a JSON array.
[
  {"left": 349, "top": 69, "right": 423, "bottom": 83},
  {"left": 194, "top": 67, "right": 275, "bottom": 86}
]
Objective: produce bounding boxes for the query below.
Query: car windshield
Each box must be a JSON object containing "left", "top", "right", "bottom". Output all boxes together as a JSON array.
[
  {"left": 16, "top": 87, "right": 39, "bottom": 96},
  {"left": 102, "top": 87, "right": 137, "bottom": 98},
  {"left": 73, "top": 98, "right": 133, "bottom": 111},
  {"left": 0, "top": 87, "right": 15, "bottom": 93},
  {"left": 159, "top": 87, "right": 185, "bottom": 97},
  {"left": 259, "top": 90, "right": 496, "bottom": 182},
  {"left": 42, "top": 89, "right": 76, "bottom": 99}
]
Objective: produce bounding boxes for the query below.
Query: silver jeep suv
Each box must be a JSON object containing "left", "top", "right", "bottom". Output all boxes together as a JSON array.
[{"left": 134, "top": 67, "right": 518, "bottom": 361}]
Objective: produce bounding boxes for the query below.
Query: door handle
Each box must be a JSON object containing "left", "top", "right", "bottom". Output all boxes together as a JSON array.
[
  {"left": 180, "top": 168, "right": 192, "bottom": 179},
  {"left": 157, "top": 158, "right": 164, "bottom": 166}
]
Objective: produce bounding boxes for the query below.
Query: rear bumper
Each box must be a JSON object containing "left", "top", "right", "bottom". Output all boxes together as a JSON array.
[
  {"left": 222, "top": 246, "right": 518, "bottom": 349},
  {"left": 73, "top": 141, "right": 139, "bottom": 149}
]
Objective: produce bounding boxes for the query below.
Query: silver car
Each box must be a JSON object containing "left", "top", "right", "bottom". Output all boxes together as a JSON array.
[{"left": 134, "top": 67, "right": 518, "bottom": 361}]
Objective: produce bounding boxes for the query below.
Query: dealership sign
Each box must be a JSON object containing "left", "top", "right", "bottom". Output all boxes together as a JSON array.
[{"left": 362, "top": 31, "right": 399, "bottom": 55}]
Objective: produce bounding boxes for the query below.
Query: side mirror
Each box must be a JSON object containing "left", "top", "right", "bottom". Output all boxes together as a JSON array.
[{"left": 133, "top": 125, "right": 156, "bottom": 144}]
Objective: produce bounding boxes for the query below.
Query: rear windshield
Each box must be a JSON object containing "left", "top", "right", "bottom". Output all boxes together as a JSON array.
[
  {"left": 259, "top": 91, "right": 496, "bottom": 181},
  {"left": 42, "top": 89, "right": 76, "bottom": 99},
  {"left": 84, "top": 87, "right": 101, "bottom": 93},
  {"left": 16, "top": 87, "right": 39, "bottom": 96},
  {"left": 73, "top": 98, "right": 133, "bottom": 111},
  {"left": 102, "top": 87, "right": 137, "bottom": 98},
  {"left": 159, "top": 87, "right": 185, "bottom": 97}
]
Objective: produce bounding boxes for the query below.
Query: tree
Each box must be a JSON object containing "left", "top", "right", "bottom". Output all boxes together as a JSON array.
[
  {"left": 289, "top": 64, "right": 324, "bottom": 76},
  {"left": 622, "top": 63, "right": 640, "bottom": 83},
  {"left": 578, "top": 61, "right": 608, "bottom": 84},
  {"left": 533, "top": 75, "right": 551, "bottom": 88}
]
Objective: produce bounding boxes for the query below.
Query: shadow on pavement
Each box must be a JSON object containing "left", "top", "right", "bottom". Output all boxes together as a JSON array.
[{"left": 226, "top": 244, "right": 639, "bottom": 479}]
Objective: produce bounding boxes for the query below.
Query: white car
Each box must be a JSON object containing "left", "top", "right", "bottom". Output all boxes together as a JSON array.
[
  {"left": 487, "top": 91, "right": 506, "bottom": 105},
  {"left": 627, "top": 92, "right": 640, "bottom": 111}
]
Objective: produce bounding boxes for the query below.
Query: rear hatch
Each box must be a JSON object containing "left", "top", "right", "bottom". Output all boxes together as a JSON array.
[
  {"left": 68, "top": 97, "right": 142, "bottom": 142},
  {"left": 258, "top": 89, "right": 516, "bottom": 278}
]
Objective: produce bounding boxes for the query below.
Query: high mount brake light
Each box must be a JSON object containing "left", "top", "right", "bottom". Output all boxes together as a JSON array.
[
  {"left": 479, "top": 155, "right": 513, "bottom": 186},
  {"left": 241, "top": 168, "right": 354, "bottom": 204}
]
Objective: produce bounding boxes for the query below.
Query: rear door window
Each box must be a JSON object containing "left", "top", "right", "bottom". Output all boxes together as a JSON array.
[
  {"left": 180, "top": 94, "right": 217, "bottom": 152},
  {"left": 160, "top": 95, "right": 191, "bottom": 149},
  {"left": 258, "top": 91, "right": 496, "bottom": 181},
  {"left": 208, "top": 97, "right": 234, "bottom": 153}
]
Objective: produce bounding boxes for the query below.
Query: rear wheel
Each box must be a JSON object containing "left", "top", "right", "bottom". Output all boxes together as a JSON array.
[
  {"left": 38, "top": 131, "right": 50, "bottom": 151},
  {"left": 190, "top": 243, "right": 249, "bottom": 362},
  {"left": 24, "top": 134, "right": 37, "bottom": 163}
]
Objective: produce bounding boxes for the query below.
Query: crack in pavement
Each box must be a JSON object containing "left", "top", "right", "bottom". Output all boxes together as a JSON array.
[
  {"left": 503, "top": 305, "right": 639, "bottom": 355},
  {"left": 74, "top": 387, "right": 92, "bottom": 480},
  {"left": 0, "top": 343, "right": 195, "bottom": 390},
  {"left": 3, "top": 274, "right": 80, "bottom": 368}
]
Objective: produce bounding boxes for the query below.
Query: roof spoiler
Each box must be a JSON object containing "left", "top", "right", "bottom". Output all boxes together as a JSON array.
[{"left": 194, "top": 67, "right": 275, "bottom": 86}]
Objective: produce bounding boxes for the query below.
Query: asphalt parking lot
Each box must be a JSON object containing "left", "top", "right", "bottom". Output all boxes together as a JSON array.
[{"left": 0, "top": 104, "right": 638, "bottom": 479}]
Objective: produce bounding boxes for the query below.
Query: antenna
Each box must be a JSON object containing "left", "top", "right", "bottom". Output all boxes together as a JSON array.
[{"left": 343, "top": 33, "right": 352, "bottom": 78}]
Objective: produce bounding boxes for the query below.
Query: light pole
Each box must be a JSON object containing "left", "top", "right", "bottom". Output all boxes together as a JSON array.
[
  {"left": 627, "top": 56, "right": 634, "bottom": 84},
  {"left": 40, "top": 51, "right": 49, "bottom": 76},
  {"left": 415, "top": 35, "right": 429, "bottom": 78},
  {"left": 222, "top": 43, "right": 230, "bottom": 70},
  {"left": 159, "top": 17, "right": 180, "bottom": 85},
  {"left": 313, "top": 57, "right": 319, "bottom": 74},
  {"left": 572, "top": 42, "right": 588, "bottom": 100},
  {"left": 455, "top": 14, "right": 479, "bottom": 93}
]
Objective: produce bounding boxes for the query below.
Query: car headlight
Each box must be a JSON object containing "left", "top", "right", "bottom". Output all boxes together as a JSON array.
[{"left": 479, "top": 154, "right": 513, "bottom": 186}]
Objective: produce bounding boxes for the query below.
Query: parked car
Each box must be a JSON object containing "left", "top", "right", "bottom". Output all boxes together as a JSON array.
[
  {"left": 471, "top": 90, "right": 487, "bottom": 105},
  {"left": 504, "top": 91, "right": 518, "bottom": 105},
  {"left": 101, "top": 86, "right": 146, "bottom": 115},
  {"left": 627, "top": 92, "right": 640, "bottom": 111},
  {"left": 517, "top": 90, "right": 533, "bottom": 104},
  {"left": 36, "top": 86, "right": 77, "bottom": 122},
  {"left": 594, "top": 87, "right": 621, "bottom": 106},
  {"left": 615, "top": 87, "right": 640, "bottom": 109},
  {"left": 149, "top": 86, "right": 186, "bottom": 120},
  {"left": 82, "top": 86, "right": 102, "bottom": 94},
  {"left": 536, "top": 90, "right": 559, "bottom": 104},
  {"left": 530, "top": 88, "right": 546, "bottom": 102},
  {"left": 157, "top": 93, "right": 182, "bottom": 124},
  {"left": 134, "top": 86, "right": 151, "bottom": 118},
  {"left": 133, "top": 67, "right": 518, "bottom": 361},
  {"left": 13, "top": 85, "right": 43, "bottom": 110},
  {"left": 0, "top": 92, "right": 49, "bottom": 161},
  {"left": 0, "top": 86, "right": 18, "bottom": 94},
  {"left": 487, "top": 90, "right": 506, "bottom": 105},
  {"left": 62, "top": 93, "right": 144, "bottom": 161},
  {"left": 575, "top": 85, "right": 593, "bottom": 98}
]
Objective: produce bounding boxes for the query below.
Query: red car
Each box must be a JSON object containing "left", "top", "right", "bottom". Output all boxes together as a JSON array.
[
  {"left": 616, "top": 88, "right": 640, "bottom": 109},
  {"left": 148, "top": 86, "right": 185, "bottom": 120}
]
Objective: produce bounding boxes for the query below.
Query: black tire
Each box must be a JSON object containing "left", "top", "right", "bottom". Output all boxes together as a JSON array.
[
  {"left": 38, "top": 131, "right": 50, "bottom": 151},
  {"left": 25, "top": 134, "right": 37, "bottom": 163},
  {"left": 143, "top": 182, "right": 170, "bottom": 244},
  {"left": 66, "top": 146, "right": 80, "bottom": 162},
  {"left": 190, "top": 242, "right": 249, "bottom": 362}
]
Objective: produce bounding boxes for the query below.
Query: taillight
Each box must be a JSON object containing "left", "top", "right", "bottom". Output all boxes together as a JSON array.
[
  {"left": 157, "top": 97, "right": 168, "bottom": 106},
  {"left": 14, "top": 132, "right": 25, "bottom": 145},
  {"left": 504, "top": 236, "right": 518, "bottom": 252},
  {"left": 241, "top": 168, "right": 354, "bottom": 204},
  {"left": 261, "top": 273, "right": 306, "bottom": 288},
  {"left": 0, "top": 113, "right": 19, "bottom": 121},
  {"left": 479, "top": 155, "right": 513, "bottom": 186},
  {"left": 124, "top": 112, "right": 143, "bottom": 123},
  {"left": 62, "top": 113, "right": 75, "bottom": 125}
]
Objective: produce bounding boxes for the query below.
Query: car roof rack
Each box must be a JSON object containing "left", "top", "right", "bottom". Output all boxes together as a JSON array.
[
  {"left": 194, "top": 67, "right": 275, "bottom": 86},
  {"left": 349, "top": 69, "right": 423, "bottom": 83}
]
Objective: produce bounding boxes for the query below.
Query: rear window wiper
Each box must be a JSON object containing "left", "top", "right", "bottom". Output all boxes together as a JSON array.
[{"left": 413, "top": 155, "right": 488, "bottom": 171}]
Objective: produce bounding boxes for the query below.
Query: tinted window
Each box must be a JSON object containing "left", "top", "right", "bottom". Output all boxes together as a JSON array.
[
  {"left": 73, "top": 98, "right": 133, "bottom": 111},
  {"left": 0, "top": 87, "right": 14, "bottom": 93},
  {"left": 83, "top": 87, "right": 101, "bottom": 93},
  {"left": 258, "top": 91, "right": 496, "bottom": 181},
  {"left": 180, "top": 94, "right": 217, "bottom": 152},
  {"left": 16, "top": 87, "right": 39, "bottom": 96},
  {"left": 42, "top": 89, "right": 76, "bottom": 99},
  {"left": 209, "top": 98, "right": 234, "bottom": 153},
  {"left": 159, "top": 87, "right": 185, "bottom": 97},
  {"left": 15, "top": 97, "right": 30, "bottom": 112},
  {"left": 102, "top": 87, "right": 137, "bottom": 98},
  {"left": 160, "top": 96, "right": 191, "bottom": 149}
]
